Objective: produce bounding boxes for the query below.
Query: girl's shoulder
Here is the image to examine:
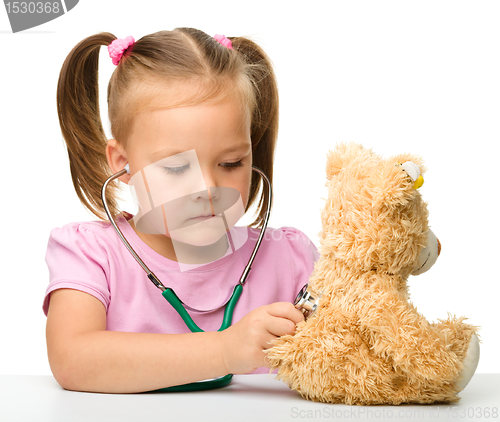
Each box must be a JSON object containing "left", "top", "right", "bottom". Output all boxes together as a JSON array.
[
  {"left": 43, "top": 218, "right": 119, "bottom": 317},
  {"left": 49, "top": 218, "right": 112, "bottom": 233},
  {"left": 46, "top": 216, "right": 117, "bottom": 256}
]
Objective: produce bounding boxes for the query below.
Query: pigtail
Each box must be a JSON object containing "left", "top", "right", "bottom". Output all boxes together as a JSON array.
[
  {"left": 57, "top": 32, "right": 121, "bottom": 221},
  {"left": 231, "top": 37, "right": 279, "bottom": 229}
]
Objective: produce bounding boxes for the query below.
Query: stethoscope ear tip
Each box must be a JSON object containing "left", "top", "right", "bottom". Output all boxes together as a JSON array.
[{"left": 124, "top": 163, "right": 130, "bottom": 174}]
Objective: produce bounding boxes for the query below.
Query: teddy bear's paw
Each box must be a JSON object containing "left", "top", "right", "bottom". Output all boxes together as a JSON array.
[{"left": 455, "top": 334, "right": 480, "bottom": 391}]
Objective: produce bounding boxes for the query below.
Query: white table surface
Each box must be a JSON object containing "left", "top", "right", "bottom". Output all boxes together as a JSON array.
[{"left": 0, "top": 374, "right": 498, "bottom": 422}]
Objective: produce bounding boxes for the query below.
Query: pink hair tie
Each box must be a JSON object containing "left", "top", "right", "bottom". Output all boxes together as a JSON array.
[
  {"left": 108, "top": 36, "right": 135, "bottom": 66},
  {"left": 213, "top": 34, "right": 233, "bottom": 50}
]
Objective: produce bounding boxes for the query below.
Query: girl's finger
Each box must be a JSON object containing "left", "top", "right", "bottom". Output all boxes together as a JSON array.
[{"left": 265, "top": 302, "right": 305, "bottom": 325}]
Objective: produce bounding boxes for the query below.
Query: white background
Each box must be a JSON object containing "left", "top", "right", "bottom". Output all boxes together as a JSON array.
[{"left": 0, "top": 0, "right": 498, "bottom": 376}]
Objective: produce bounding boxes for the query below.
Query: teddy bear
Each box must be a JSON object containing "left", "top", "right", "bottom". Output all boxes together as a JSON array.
[{"left": 266, "top": 142, "right": 480, "bottom": 405}]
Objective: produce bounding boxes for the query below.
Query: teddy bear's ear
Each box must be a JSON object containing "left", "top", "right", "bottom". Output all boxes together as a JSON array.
[
  {"left": 373, "top": 155, "right": 427, "bottom": 206},
  {"left": 391, "top": 153, "right": 427, "bottom": 190},
  {"left": 326, "top": 142, "right": 374, "bottom": 181},
  {"left": 391, "top": 153, "right": 427, "bottom": 174}
]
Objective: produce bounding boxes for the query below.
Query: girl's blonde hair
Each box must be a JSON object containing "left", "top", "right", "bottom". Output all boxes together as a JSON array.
[{"left": 57, "top": 27, "right": 279, "bottom": 228}]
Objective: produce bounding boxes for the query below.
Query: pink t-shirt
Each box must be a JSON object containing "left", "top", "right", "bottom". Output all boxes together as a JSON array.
[{"left": 43, "top": 212, "right": 319, "bottom": 374}]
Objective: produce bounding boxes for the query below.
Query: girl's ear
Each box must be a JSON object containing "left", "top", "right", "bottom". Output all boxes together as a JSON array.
[
  {"left": 106, "top": 139, "right": 131, "bottom": 184},
  {"left": 325, "top": 142, "right": 374, "bottom": 181}
]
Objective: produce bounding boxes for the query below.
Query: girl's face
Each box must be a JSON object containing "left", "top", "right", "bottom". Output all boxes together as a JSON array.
[{"left": 108, "top": 94, "right": 252, "bottom": 247}]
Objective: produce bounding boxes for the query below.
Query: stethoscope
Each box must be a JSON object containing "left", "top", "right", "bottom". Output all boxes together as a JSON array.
[{"left": 101, "top": 163, "right": 320, "bottom": 392}]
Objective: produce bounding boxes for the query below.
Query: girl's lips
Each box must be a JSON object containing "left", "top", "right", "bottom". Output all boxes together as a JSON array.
[{"left": 189, "top": 215, "right": 215, "bottom": 221}]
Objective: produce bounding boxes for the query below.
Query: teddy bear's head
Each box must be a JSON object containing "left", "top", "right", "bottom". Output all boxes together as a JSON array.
[{"left": 320, "top": 142, "right": 440, "bottom": 278}]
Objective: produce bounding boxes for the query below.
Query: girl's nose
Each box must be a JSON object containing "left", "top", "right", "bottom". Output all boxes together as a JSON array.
[
  {"left": 201, "top": 169, "right": 220, "bottom": 195},
  {"left": 190, "top": 167, "right": 220, "bottom": 201},
  {"left": 191, "top": 186, "right": 220, "bottom": 201},
  {"left": 201, "top": 169, "right": 216, "bottom": 188}
]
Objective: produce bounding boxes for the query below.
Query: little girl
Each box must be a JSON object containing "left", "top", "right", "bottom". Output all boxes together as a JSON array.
[{"left": 43, "top": 27, "right": 319, "bottom": 393}]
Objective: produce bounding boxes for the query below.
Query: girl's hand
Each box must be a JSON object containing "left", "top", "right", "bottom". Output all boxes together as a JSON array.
[{"left": 218, "top": 302, "right": 304, "bottom": 375}]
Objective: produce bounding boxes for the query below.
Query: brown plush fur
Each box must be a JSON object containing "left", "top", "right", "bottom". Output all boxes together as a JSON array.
[{"left": 266, "top": 142, "right": 480, "bottom": 405}]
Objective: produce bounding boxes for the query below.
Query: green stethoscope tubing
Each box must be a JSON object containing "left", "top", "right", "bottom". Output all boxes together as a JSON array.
[
  {"left": 101, "top": 165, "right": 272, "bottom": 392},
  {"left": 153, "top": 285, "right": 242, "bottom": 392},
  {"left": 162, "top": 284, "right": 243, "bottom": 333}
]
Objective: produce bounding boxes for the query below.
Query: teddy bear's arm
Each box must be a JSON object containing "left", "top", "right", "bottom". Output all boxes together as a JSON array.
[{"left": 358, "top": 287, "right": 463, "bottom": 383}]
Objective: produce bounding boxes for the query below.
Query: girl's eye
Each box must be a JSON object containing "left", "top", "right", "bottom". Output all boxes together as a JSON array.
[
  {"left": 221, "top": 160, "right": 243, "bottom": 172},
  {"left": 163, "top": 164, "right": 190, "bottom": 175},
  {"left": 162, "top": 160, "right": 243, "bottom": 175}
]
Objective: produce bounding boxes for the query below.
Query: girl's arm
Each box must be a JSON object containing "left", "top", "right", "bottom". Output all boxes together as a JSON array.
[
  {"left": 47, "top": 288, "right": 228, "bottom": 393},
  {"left": 46, "top": 288, "right": 302, "bottom": 393}
]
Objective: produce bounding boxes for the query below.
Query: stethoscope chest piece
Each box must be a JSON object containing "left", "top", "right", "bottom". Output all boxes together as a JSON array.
[{"left": 294, "top": 283, "right": 322, "bottom": 320}]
